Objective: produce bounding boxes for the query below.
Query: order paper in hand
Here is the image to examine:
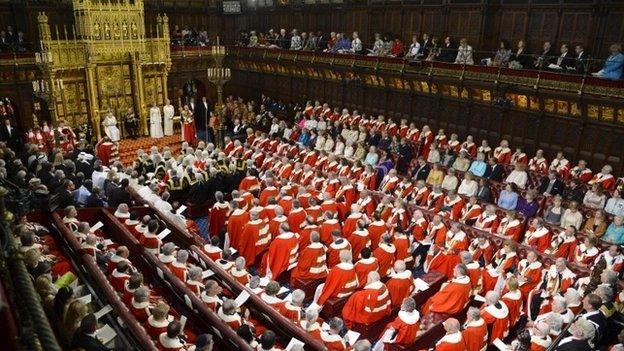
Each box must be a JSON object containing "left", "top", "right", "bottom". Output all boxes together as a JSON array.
[
  {"left": 90, "top": 221, "right": 104, "bottom": 232},
  {"left": 235, "top": 290, "right": 251, "bottom": 307},
  {"left": 157, "top": 228, "right": 171, "bottom": 240},
  {"left": 176, "top": 205, "right": 187, "bottom": 215},
  {"left": 95, "top": 305, "right": 113, "bottom": 320},
  {"left": 202, "top": 270, "right": 215, "bottom": 279},
  {"left": 493, "top": 338, "right": 510, "bottom": 351},
  {"left": 96, "top": 324, "right": 117, "bottom": 345},
  {"left": 345, "top": 330, "right": 361, "bottom": 345},
  {"left": 285, "top": 338, "right": 305, "bottom": 351},
  {"left": 413, "top": 278, "right": 430, "bottom": 291}
]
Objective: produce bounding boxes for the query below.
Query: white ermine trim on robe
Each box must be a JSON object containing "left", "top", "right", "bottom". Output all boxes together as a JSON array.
[
  {"left": 484, "top": 301, "right": 509, "bottom": 319},
  {"left": 398, "top": 310, "right": 420, "bottom": 325},
  {"left": 436, "top": 331, "right": 462, "bottom": 345},
  {"left": 159, "top": 334, "right": 184, "bottom": 348}
]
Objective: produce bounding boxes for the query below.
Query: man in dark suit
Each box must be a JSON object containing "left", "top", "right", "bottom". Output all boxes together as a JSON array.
[
  {"left": 412, "top": 157, "right": 430, "bottom": 181},
  {"left": 438, "top": 36, "right": 457, "bottom": 63},
  {"left": 316, "top": 31, "right": 327, "bottom": 51},
  {"left": 0, "top": 118, "right": 18, "bottom": 150},
  {"left": 555, "top": 318, "right": 595, "bottom": 351},
  {"left": 579, "top": 293, "right": 607, "bottom": 344},
  {"left": 71, "top": 313, "right": 109, "bottom": 351},
  {"left": 485, "top": 158, "right": 505, "bottom": 182},
  {"left": 108, "top": 178, "right": 133, "bottom": 208},
  {"left": 574, "top": 45, "right": 591, "bottom": 74},
  {"left": 420, "top": 33, "right": 433, "bottom": 58},
  {"left": 550, "top": 43, "right": 575, "bottom": 71},
  {"left": 538, "top": 171, "right": 564, "bottom": 196},
  {"left": 535, "top": 41, "right": 556, "bottom": 70},
  {"left": 277, "top": 28, "right": 289, "bottom": 50},
  {"left": 194, "top": 96, "right": 209, "bottom": 141}
]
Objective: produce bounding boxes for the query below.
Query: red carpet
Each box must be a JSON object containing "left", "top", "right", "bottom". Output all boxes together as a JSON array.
[{"left": 118, "top": 135, "right": 182, "bottom": 165}]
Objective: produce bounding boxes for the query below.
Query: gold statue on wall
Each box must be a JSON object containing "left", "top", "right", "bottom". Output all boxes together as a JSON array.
[
  {"left": 93, "top": 22, "right": 101, "bottom": 40},
  {"left": 104, "top": 22, "right": 111, "bottom": 40}
]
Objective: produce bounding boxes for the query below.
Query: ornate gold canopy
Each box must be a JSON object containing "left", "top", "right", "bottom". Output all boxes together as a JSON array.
[{"left": 36, "top": 0, "right": 171, "bottom": 140}]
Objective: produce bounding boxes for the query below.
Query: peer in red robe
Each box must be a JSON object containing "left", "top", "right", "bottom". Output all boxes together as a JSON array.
[
  {"left": 421, "top": 270, "right": 472, "bottom": 315},
  {"left": 226, "top": 205, "right": 249, "bottom": 251},
  {"left": 373, "top": 239, "right": 397, "bottom": 278},
  {"left": 501, "top": 278, "right": 523, "bottom": 328},
  {"left": 481, "top": 294, "right": 510, "bottom": 344},
  {"left": 380, "top": 298, "right": 420, "bottom": 348},
  {"left": 342, "top": 273, "right": 392, "bottom": 328},
  {"left": 386, "top": 262, "right": 415, "bottom": 309},
  {"left": 288, "top": 205, "right": 308, "bottom": 234},
  {"left": 290, "top": 239, "right": 328, "bottom": 285},
  {"left": 354, "top": 250, "right": 379, "bottom": 288},
  {"left": 238, "top": 215, "right": 269, "bottom": 267},
  {"left": 260, "top": 230, "right": 298, "bottom": 280},
  {"left": 259, "top": 184, "right": 279, "bottom": 206},
  {"left": 461, "top": 312, "right": 488, "bottom": 351},
  {"left": 207, "top": 199, "right": 230, "bottom": 238},
  {"left": 315, "top": 257, "right": 358, "bottom": 305},
  {"left": 434, "top": 319, "right": 465, "bottom": 351}
]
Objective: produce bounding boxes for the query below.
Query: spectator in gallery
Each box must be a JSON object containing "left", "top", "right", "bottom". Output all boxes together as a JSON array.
[
  {"left": 498, "top": 182, "right": 519, "bottom": 210},
  {"left": 483, "top": 40, "right": 512, "bottom": 67},
  {"left": 351, "top": 31, "right": 363, "bottom": 54},
  {"left": 389, "top": 36, "right": 405, "bottom": 58},
  {"left": 509, "top": 39, "right": 532, "bottom": 69},
  {"left": 455, "top": 38, "right": 474, "bottom": 65},
  {"left": 583, "top": 183, "right": 606, "bottom": 210},
  {"left": 438, "top": 36, "right": 457, "bottom": 63},
  {"left": 405, "top": 35, "right": 421, "bottom": 60},
  {"left": 290, "top": 29, "right": 302, "bottom": 50},
  {"left": 603, "top": 215, "right": 624, "bottom": 245},
  {"left": 535, "top": 41, "right": 556, "bottom": 70},
  {"left": 593, "top": 43, "right": 624, "bottom": 80}
]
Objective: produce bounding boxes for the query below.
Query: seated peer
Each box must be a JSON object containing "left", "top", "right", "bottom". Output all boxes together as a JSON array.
[
  {"left": 421, "top": 264, "right": 472, "bottom": 315},
  {"left": 498, "top": 183, "right": 519, "bottom": 210},
  {"left": 342, "top": 271, "right": 392, "bottom": 327}
]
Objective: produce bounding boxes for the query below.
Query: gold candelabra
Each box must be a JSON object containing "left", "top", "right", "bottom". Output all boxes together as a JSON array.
[
  {"left": 208, "top": 38, "right": 230, "bottom": 148},
  {"left": 33, "top": 45, "right": 64, "bottom": 127}
]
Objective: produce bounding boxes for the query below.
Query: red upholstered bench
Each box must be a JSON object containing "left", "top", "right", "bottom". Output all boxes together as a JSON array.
[{"left": 321, "top": 296, "right": 350, "bottom": 319}]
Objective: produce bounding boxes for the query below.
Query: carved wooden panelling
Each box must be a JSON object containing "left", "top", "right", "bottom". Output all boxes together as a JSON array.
[
  {"left": 526, "top": 10, "right": 559, "bottom": 52},
  {"left": 498, "top": 11, "right": 528, "bottom": 44},
  {"left": 447, "top": 10, "right": 483, "bottom": 46},
  {"left": 558, "top": 11, "right": 593, "bottom": 46}
]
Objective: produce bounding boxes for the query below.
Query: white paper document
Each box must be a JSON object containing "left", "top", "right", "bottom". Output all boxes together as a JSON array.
[
  {"left": 180, "top": 315, "right": 187, "bottom": 331},
  {"left": 235, "top": 290, "right": 251, "bottom": 307},
  {"left": 95, "top": 305, "right": 113, "bottom": 320},
  {"left": 202, "top": 270, "right": 215, "bottom": 279},
  {"left": 157, "top": 228, "right": 171, "bottom": 240},
  {"left": 493, "top": 338, "right": 510, "bottom": 350},
  {"left": 345, "top": 330, "right": 361, "bottom": 345},
  {"left": 413, "top": 278, "right": 430, "bottom": 291},
  {"left": 285, "top": 338, "right": 305, "bottom": 351},
  {"left": 96, "top": 324, "right": 117, "bottom": 345},
  {"left": 76, "top": 294, "right": 92, "bottom": 304},
  {"left": 90, "top": 221, "right": 104, "bottom": 232},
  {"left": 176, "top": 205, "right": 187, "bottom": 214}
]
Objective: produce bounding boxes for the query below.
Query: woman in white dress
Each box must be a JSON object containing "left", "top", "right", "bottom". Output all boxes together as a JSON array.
[
  {"left": 163, "top": 99, "right": 175, "bottom": 136},
  {"left": 102, "top": 111, "right": 120, "bottom": 141},
  {"left": 149, "top": 103, "right": 164, "bottom": 138}
]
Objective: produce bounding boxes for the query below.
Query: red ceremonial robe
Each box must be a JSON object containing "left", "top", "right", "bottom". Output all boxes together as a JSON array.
[
  {"left": 354, "top": 257, "right": 379, "bottom": 288},
  {"left": 226, "top": 208, "right": 249, "bottom": 250},
  {"left": 481, "top": 301, "right": 510, "bottom": 343},
  {"left": 381, "top": 310, "right": 420, "bottom": 347},
  {"left": 386, "top": 270, "right": 415, "bottom": 309},
  {"left": 290, "top": 242, "right": 327, "bottom": 284},
  {"left": 261, "top": 232, "right": 299, "bottom": 279},
  {"left": 435, "top": 332, "right": 464, "bottom": 351},
  {"left": 373, "top": 243, "right": 397, "bottom": 277},
  {"left": 421, "top": 275, "right": 471, "bottom": 315},
  {"left": 317, "top": 262, "right": 359, "bottom": 305},
  {"left": 342, "top": 280, "right": 392, "bottom": 327},
  {"left": 462, "top": 318, "right": 488, "bottom": 351}
]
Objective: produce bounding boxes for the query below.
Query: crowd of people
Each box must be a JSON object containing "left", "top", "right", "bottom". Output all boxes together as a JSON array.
[
  {"left": 3, "top": 95, "right": 624, "bottom": 351},
  {"left": 224, "top": 28, "right": 624, "bottom": 79},
  {"left": 0, "top": 25, "right": 28, "bottom": 53}
]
